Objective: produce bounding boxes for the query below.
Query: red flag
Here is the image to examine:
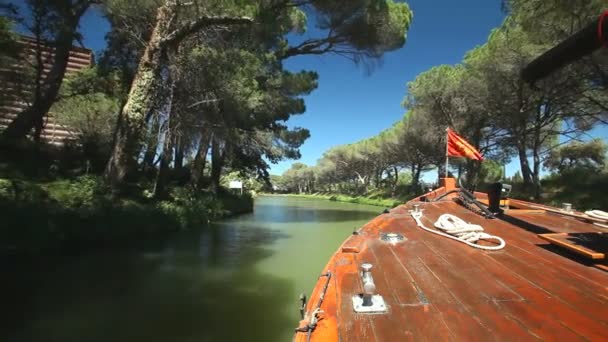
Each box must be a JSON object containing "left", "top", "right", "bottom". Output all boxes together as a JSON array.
[{"left": 447, "top": 128, "right": 484, "bottom": 161}]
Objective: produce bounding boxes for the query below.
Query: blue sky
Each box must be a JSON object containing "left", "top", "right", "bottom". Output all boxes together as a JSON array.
[
  {"left": 277, "top": 0, "right": 506, "bottom": 178},
  {"left": 272, "top": 0, "right": 505, "bottom": 174},
  {"left": 22, "top": 0, "right": 608, "bottom": 180},
  {"left": 276, "top": 0, "right": 608, "bottom": 179}
]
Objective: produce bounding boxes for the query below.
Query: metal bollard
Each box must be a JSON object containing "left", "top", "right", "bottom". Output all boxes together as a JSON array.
[
  {"left": 352, "top": 262, "right": 387, "bottom": 313},
  {"left": 361, "top": 263, "right": 376, "bottom": 306}
]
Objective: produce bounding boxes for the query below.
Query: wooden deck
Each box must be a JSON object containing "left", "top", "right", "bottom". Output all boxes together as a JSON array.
[{"left": 295, "top": 189, "right": 608, "bottom": 341}]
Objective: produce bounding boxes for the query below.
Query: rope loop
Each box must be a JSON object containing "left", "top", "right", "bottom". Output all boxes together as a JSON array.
[{"left": 410, "top": 212, "right": 505, "bottom": 251}]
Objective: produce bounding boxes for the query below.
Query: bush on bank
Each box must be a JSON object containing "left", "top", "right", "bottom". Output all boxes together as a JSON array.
[
  {"left": 272, "top": 192, "right": 402, "bottom": 208},
  {"left": 0, "top": 176, "right": 253, "bottom": 255}
]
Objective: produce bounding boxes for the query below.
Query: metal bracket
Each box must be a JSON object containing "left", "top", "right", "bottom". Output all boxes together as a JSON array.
[
  {"left": 352, "top": 294, "right": 387, "bottom": 313},
  {"left": 380, "top": 232, "right": 406, "bottom": 244}
]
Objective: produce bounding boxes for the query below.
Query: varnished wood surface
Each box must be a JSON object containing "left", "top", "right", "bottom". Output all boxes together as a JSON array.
[
  {"left": 296, "top": 194, "right": 608, "bottom": 342},
  {"left": 539, "top": 232, "right": 607, "bottom": 260}
]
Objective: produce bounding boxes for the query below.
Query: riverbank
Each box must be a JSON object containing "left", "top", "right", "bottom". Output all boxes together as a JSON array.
[
  {"left": 1, "top": 196, "right": 379, "bottom": 342},
  {"left": 0, "top": 176, "right": 253, "bottom": 255},
  {"left": 267, "top": 193, "right": 403, "bottom": 208}
]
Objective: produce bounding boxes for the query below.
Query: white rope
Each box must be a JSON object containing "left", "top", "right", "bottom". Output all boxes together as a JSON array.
[
  {"left": 585, "top": 210, "right": 608, "bottom": 220},
  {"left": 410, "top": 211, "right": 505, "bottom": 251}
]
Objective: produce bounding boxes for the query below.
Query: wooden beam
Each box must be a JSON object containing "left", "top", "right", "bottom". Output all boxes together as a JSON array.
[{"left": 539, "top": 233, "right": 605, "bottom": 260}]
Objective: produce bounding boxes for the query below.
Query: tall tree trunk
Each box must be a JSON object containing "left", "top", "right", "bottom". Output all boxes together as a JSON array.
[
  {"left": 142, "top": 116, "right": 161, "bottom": 172},
  {"left": 391, "top": 166, "right": 399, "bottom": 195},
  {"left": 532, "top": 122, "right": 542, "bottom": 199},
  {"left": 174, "top": 134, "right": 185, "bottom": 172},
  {"left": 465, "top": 159, "right": 482, "bottom": 189},
  {"left": 2, "top": 4, "right": 89, "bottom": 141},
  {"left": 411, "top": 164, "right": 421, "bottom": 192},
  {"left": 153, "top": 128, "right": 174, "bottom": 198},
  {"left": 103, "top": 5, "right": 251, "bottom": 190},
  {"left": 104, "top": 5, "right": 175, "bottom": 188},
  {"left": 153, "top": 88, "right": 176, "bottom": 199},
  {"left": 468, "top": 129, "right": 483, "bottom": 184},
  {"left": 32, "top": 22, "right": 44, "bottom": 142},
  {"left": 517, "top": 142, "right": 533, "bottom": 185},
  {"left": 374, "top": 169, "right": 381, "bottom": 189},
  {"left": 190, "top": 130, "right": 212, "bottom": 189},
  {"left": 515, "top": 81, "right": 533, "bottom": 186},
  {"left": 532, "top": 149, "right": 541, "bottom": 199},
  {"left": 210, "top": 136, "right": 224, "bottom": 193}
]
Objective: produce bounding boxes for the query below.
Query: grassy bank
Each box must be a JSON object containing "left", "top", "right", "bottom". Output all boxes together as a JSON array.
[
  {"left": 0, "top": 176, "right": 253, "bottom": 255},
  {"left": 269, "top": 193, "right": 403, "bottom": 208},
  {"left": 508, "top": 170, "right": 608, "bottom": 211}
]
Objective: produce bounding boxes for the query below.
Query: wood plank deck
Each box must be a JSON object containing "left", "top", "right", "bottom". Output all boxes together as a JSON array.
[
  {"left": 296, "top": 195, "right": 608, "bottom": 342},
  {"left": 539, "top": 232, "right": 607, "bottom": 260}
]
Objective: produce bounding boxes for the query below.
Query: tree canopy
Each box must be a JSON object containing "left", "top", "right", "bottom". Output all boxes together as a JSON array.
[
  {"left": 0, "top": 0, "right": 414, "bottom": 198},
  {"left": 276, "top": 1, "right": 608, "bottom": 200}
]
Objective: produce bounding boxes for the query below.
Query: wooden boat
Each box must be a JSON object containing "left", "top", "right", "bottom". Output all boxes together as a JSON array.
[{"left": 294, "top": 178, "right": 608, "bottom": 341}]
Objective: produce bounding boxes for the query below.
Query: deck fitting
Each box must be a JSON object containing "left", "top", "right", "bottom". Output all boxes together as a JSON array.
[
  {"left": 352, "top": 294, "right": 387, "bottom": 313},
  {"left": 380, "top": 232, "right": 406, "bottom": 244}
]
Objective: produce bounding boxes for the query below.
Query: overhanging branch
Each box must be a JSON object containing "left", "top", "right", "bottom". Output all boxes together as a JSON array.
[
  {"left": 281, "top": 34, "right": 347, "bottom": 59},
  {"left": 161, "top": 15, "right": 253, "bottom": 46}
]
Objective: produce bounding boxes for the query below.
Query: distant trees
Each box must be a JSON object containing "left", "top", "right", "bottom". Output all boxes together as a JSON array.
[
  {"left": 281, "top": 162, "right": 315, "bottom": 194},
  {"left": 405, "top": 1, "right": 608, "bottom": 197},
  {"left": 276, "top": 110, "right": 437, "bottom": 197},
  {"left": 276, "top": 1, "right": 608, "bottom": 199},
  {"left": 544, "top": 139, "right": 607, "bottom": 173},
  {"left": 0, "top": 0, "right": 412, "bottom": 198}
]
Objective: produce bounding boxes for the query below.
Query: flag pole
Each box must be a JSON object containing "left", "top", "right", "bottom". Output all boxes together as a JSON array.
[{"left": 445, "top": 127, "right": 449, "bottom": 178}]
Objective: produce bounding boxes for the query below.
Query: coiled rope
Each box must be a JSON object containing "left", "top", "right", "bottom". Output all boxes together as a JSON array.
[
  {"left": 410, "top": 211, "right": 505, "bottom": 251},
  {"left": 585, "top": 210, "right": 608, "bottom": 220}
]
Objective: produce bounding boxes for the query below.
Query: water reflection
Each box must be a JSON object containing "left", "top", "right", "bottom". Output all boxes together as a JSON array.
[
  {"left": 1, "top": 196, "right": 379, "bottom": 342},
  {"left": 255, "top": 204, "right": 382, "bottom": 223}
]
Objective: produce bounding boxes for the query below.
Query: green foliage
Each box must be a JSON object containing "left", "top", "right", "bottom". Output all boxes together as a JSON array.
[
  {"left": 511, "top": 171, "right": 523, "bottom": 184},
  {"left": 280, "top": 162, "right": 315, "bottom": 193},
  {"left": 544, "top": 139, "right": 607, "bottom": 173},
  {"left": 330, "top": 195, "right": 401, "bottom": 208},
  {"left": 51, "top": 67, "right": 122, "bottom": 171},
  {"left": 284, "top": 1, "right": 606, "bottom": 203},
  {"left": 396, "top": 171, "right": 413, "bottom": 186},
  {"left": 288, "top": 0, "right": 412, "bottom": 60},
  {"left": 540, "top": 169, "right": 608, "bottom": 210},
  {"left": 283, "top": 193, "right": 401, "bottom": 208},
  {"left": 2, "top": 0, "right": 415, "bottom": 254},
  {"left": 0, "top": 16, "right": 19, "bottom": 59},
  {"left": 0, "top": 176, "right": 253, "bottom": 255},
  {"left": 220, "top": 170, "right": 265, "bottom": 193},
  {"left": 53, "top": 93, "right": 119, "bottom": 141},
  {"left": 0, "top": 0, "right": 103, "bottom": 141},
  {"left": 278, "top": 109, "right": 437, "bottom": 201},
  {"left": 101, "top": 0, "right": 414, "bottom": 190},
  {"left": 0, "top": 178, "right": 49, "bottom": 202},
  {"left": 218, "top": 190, "right": 254, "bottom": 215},
  {"left": 0, "top": 16, "right": 23, "bottom": 107},
  {"left": 288, "top": 7, "right": 307, "bottom": 34},
  {"left": 479, "top": 160, "right": 504, "bottom": 183},
  {"left": 505, "top": 0, "right": 606, "bottom": 43},
  {"left": 44, "top": 175, "right": 107, "bottom": 208}
]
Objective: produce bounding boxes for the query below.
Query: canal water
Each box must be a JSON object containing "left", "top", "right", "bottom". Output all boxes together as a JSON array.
[{"left": 3, "top": 196, "right": 381, "bottom": 342}]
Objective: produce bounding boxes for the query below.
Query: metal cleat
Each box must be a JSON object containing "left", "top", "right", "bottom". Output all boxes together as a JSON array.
[{"left": 352, "top": 263, "right": 387, "bottom": 313}]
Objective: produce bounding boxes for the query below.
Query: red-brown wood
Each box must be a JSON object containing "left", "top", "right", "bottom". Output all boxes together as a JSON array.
[
  {"left": 539, "top": 232, "right": 607, "bottom": 259},
  {"left": 294, "top": 187, "right": 608, "bottom": 342}
]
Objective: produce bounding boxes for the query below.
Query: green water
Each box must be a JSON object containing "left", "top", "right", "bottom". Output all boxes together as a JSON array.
[{"left": 2, "top": 196, "right": 381, "bottom": 342}]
